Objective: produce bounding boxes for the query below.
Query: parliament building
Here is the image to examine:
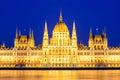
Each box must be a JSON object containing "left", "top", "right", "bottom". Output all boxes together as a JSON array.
[{"left": 0, "top": 12, "right": 120, "bottom": 68}]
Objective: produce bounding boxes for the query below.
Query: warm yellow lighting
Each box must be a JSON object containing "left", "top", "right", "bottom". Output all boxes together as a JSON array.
[{"left": 0, "top": 11, "right": 120, "bottom": 68}]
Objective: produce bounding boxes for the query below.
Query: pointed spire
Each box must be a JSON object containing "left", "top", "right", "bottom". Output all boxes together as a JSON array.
[
  {"left": 45, "top": 21, "right": 48, "bottom": 31},
  {"left": 19, "top": 30, "right": 21, "bottom": 36},
  {"left": 72, "top": 21, "right": 77, "bottom": 39},
  {"left": 72, "top": 21, "right": 77, "bottom": 47},
  {"left": 72, "top": 21, "right": 76, "bottom": 36},
  {"left": 89, "top": 27, "right": 93, "bottom": 38},
  {"left": 90, "top": 27, "right": 92, "bottom": 34},
  {"left": 31, "top": 30, "right": 34, "bottom": 39},
  {"left": 2, "top": 42, "right": 5, "bottom": 48},
  {"left": 103, "top": 27, "right": 106, "bottom": 37},
  {"left": 16, "top": 28, "right": 19, "bottom": 38},
  {"left": 73, "top": 21, "right": 76, "bottom": 30},
  {"left": 43, "top": 21, "right": 49, "bottom": 48},
  {"left": 29, "top": 28, "right": 32, "bottom": 38},
  {"left": 43, "top": 21, "right": 48, "bottom": 39},
  {"left": 59, "top": 10, "right": 63, "bottom": 22}
]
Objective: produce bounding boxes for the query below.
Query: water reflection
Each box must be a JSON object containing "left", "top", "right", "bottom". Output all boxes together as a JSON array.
[{"left": 0, "top": 70, "right": 120, "bottom": 80}]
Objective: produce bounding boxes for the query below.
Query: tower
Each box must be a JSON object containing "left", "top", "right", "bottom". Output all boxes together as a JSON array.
[
  {"left": 71, "top": 21, "right": 78, "bottom": 56},
  {"left": 31, "top": 30, "right": 34, "bottom": 39},
  {"left": 28, "top": 28, "right": 35, "bottom": 48},
  {"left": 14, "top": 28, "right": 19, "bottom": 47},
  {"left": 88, "top": 28, "right": 93, "bottom": 48},
  {"left": 103, "top": 28, "right": 106, "bottom": 38},
  {"left": 42, "top": 21, "right": 49, "bottom": 49},
  {"left": 72, "top": 21, "right": 77, "bottom": 48},
  {"left": 14, "top": 28, "right": 35, "bottom": 48},
  {"left": 88, "top": 28, "right": 108, "bottom": 49},
  {"left": 29, "top": 28, "right": 32, "bottom": 38},
  {"left": 16, "top": 28, "right": 19, "bottom": 39},
  {"left": 102, "top": 28, "right": 108, "bottom": 48},
  {"left": 50, "top": 11, "right": 71, "bottom": 46}
]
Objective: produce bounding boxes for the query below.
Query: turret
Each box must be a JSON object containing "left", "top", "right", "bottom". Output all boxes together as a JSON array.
[
  {"left": 16, "top": 28, "right": 19, "bottom": 38},
  {"left": 88, "top": 28, "right": 93, "bottom": 48},
  {"left": 103, "top": 28, "right": 106, "bottom": 38},
  {"left": 88, "top": 28, "right": 108, "bottom": 49},
  {"left": 19, "top": 30, "right": 21, "bottom": 36},
  {"left": 29, "top": 28, "right": 32, "bottom": 38},
  {"left": 72, "top": 21, "right": 77, "bottom": 48},
  {"left": 31, "top": 30, "right": 34, "bottom": 39},
  {"left": 102, "top": 28, "right": 108, "bottom": 48},
  {"left": 2, "top": 42, "right": 6, "bottom": 48},
  {"left": 14, "top": 28, "right": 19, "bottom": 48},
  {"left": 14, "top": 28, "right": 35, "bottom": 48},
  {"left": 89, "top": 28, "right": 93, "bottom": 40},
  {"left": 42, "top": 21, "right": 49, "bottom": 48},
  {"left": 28, "top": 28, "right": 35, "bottom": 48}
]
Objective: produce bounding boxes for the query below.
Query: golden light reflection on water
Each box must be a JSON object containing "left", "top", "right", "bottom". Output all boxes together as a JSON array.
[{"left": 0, "top": 70, "right": 120, "bottom": 80}]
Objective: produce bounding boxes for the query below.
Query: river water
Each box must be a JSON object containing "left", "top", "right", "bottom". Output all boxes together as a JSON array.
[{"left": 0, "top": 70, "right": 119, "bottom": 80}]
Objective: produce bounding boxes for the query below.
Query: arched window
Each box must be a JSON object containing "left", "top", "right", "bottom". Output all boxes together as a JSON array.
[
  {"left": 94, "top": 46, "right": 96, "bottom": 49},
  {"left": 74, "top": 51, "right": 75, "bottom": 55},
  {"left": 96, "top": 40, "right": 98, "bottom": 42},
  {"left": 97, "top": 46, "right": 99, "bottom": 49},
  {"left": 49, "top": 50, "right": 51, "bottom": 55}
]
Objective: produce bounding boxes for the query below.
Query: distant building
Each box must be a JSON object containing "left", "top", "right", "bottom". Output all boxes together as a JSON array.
[{"left": 0, "top": 11, "right": 120, "bottom": 68}]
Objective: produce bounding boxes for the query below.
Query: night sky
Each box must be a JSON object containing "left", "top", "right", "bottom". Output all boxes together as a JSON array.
[{"left": 0, "top": 0, "right": 120, "bottom": 47}]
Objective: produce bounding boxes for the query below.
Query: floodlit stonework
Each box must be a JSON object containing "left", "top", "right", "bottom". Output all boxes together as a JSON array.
[{"left": 0, "top": 11, "right": 120, "bottom": 68}]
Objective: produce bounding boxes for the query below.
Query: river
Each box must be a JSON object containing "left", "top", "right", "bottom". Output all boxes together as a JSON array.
[{"left": 0, "top": 70, "right": 119, "bottom": 80}]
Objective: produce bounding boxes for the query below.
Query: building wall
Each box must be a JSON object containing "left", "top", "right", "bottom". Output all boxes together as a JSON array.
[
  {"left": 0, "top": 47, "right": 120, "bottom": 68},
  {"left": 0, "top": 12, "right": 119, "bottom": 68}
]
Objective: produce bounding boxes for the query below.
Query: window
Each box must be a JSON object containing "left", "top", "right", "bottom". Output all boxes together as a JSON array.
[{"left": 74, "top": 52, "right": 75, "bottom": 55}]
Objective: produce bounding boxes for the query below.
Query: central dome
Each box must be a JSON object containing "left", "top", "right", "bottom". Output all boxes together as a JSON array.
[
  {"left": 53, "top": 21, "right": 68, "bottom": 32},
  {"left": 53, "top": 11, "right": 69, "bottom": 32}
]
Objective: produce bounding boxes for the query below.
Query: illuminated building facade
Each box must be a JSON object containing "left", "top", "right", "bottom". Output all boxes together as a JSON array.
[{"left": 0, "top": 11, "right": 120, "bottom": 68}]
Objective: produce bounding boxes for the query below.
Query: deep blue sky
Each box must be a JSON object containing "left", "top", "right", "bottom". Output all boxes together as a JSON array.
[{"left": 0, "top": 0, "right": 120, "bottom": 47}]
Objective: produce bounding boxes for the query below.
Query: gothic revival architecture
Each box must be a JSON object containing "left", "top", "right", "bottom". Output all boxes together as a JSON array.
[
  {"left": 0, "top": 11, "right": 120, "bottom": 68},
  {"left": 88, "top": 28, "right": 108, "bottom": 49},
  {"left": 14, "top": 29, "right": 35, "bottom": 49}
]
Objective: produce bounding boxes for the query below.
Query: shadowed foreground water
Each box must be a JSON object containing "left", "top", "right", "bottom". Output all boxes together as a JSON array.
[{"left": 0, "top": 70, "right": 120, "bottom": 80}]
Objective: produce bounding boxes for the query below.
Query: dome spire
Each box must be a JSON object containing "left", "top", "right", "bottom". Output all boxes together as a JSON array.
[{"left": 59, "top": 10, "right": 63, "bottom": 22}]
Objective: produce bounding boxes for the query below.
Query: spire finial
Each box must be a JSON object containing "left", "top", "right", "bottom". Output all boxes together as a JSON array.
[
  {"left": 16, "top": 28, "right": 18, "bottom": 33},
  {"left": 45, "top": 21, "right": 47, "bottom": 30},
  {"left": 103, "top": 27, "right": 106, "bottom": 37},
  {"left": 89, "top": 27, "right": 93, "bottom": 38},
  {"left": 16, "top": 28, "right": 19, "bottom": 38},
  {"left": 32, "top": 30, "right": 34, "bottom": 39},
  {"left": 90, "top": 27, "right": 92, "bottom": 33},
  {"left": 103, "top": 27, "right": 106, "bottom": 33},
  {"left": 19, "top": 30, "right": 21, "bottom": 36},
  {"left": 29, "top": 27, "right": 32, "bottom": 37},
  {"left": 73, "top": 21, "right": 76, "bottom": 30},
  {"left": 59, "top": 10, "right": 63, "bottom": 22},
  {"left": 2, "top": 42, "right": 5, "bottom": 48}
]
